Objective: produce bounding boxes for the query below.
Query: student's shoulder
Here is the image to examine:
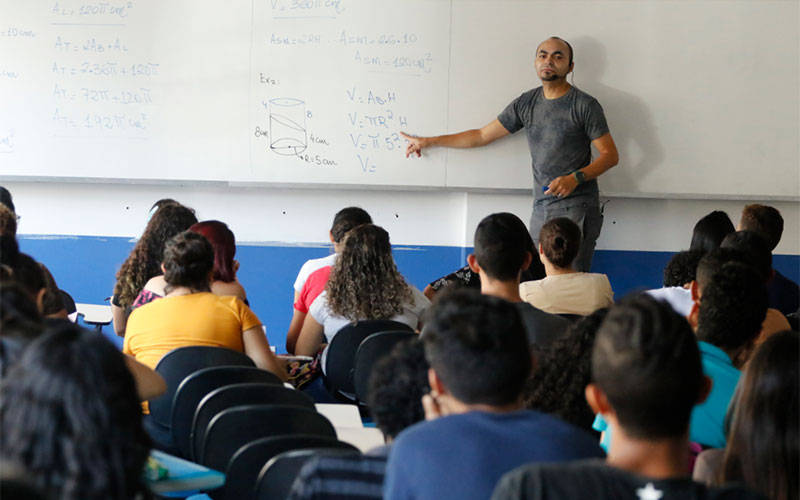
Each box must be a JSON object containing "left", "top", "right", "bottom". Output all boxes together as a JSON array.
[{"left": 492, "top": 459, "right": 611, "bottom": 499}]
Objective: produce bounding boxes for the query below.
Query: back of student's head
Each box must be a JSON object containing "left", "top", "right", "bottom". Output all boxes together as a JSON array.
[
  {"left": 738, "top": 204, "right": 783, "bottom": 252},
  {"left": 523, "top": 307, "right": 608, "bottom": 431},
  {"left": 0, "top": 245, "right": 47, "bottom": 306},
  {"left": 0, "top": 186, "right": 14, "bottom": 213},
  {"left": 367, "top": 338, "right": 430, "bottom": 439},
  {"left": 423, "top": 289, "right": 530, "bottom": 406},
  {"left": 593, "top": 295, "right": 703, "bottom": 439},
  {"left": 0, "top": 281, "right": 42, "bottom": 341},
  {"left": 539, "top": 217, "right": 581, "bottom": 269},
  {"left": 474, "top": 212, "right": 531, "bottom": 281},
  {"left": 663, "top": 249, "right": 705, "bottom": 287},
  {"left": 0, "top": 204, "right": 16, "bottom": 237},
  {"left": 695, "top": 247, "right": 750, "bottom": 292},
  {"left": 162, "top": 231, "right": 214, "bottom": 290},
  {"left": 330, "top": 206, "right": 372, "bottom": 243},
  {"left": 189, "top": 220, "right": 237, "bottom": 282},
  {"left": 697, "top": 262, "right": 767, "bottom": 354},
  {"left": 690, "top": 210, "right": 735, "bottom": 253},
  {"left": 720, "top": 230, "right": 772, "bottom": 282},
  {"left": 721, "top": 330, "right": 799, "bottom": 500},
  {"left": 0, "top": 323, "right": 150, "bottom": 500}
]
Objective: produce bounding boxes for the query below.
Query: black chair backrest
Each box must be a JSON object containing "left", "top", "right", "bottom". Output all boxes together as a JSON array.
[
  {"left": 557, "top": 313, "right": 584, "bottom": 323},
  {"left": 172, "top": 367, "right": 283, "bottom": 458},
  {"left": 353, "top": 331, "right": 417, "bottom": 403},
  {"left": 200, "top": 405, "right": 336, "bottom": 472},
  {"left": 227, "top": 438, "right": 358, "bottom": 500},
  {"left": 191, "top": 383, "right": 315, "bottom": 461},
  {"left": 276, "top": 453, "right": 388, "bottom": 500},
  {"left": 324, "top": 320, "right": 413, "bottom": 397},
  {"left": 150, "top": 346, "right": 254, "bottom": 428}
]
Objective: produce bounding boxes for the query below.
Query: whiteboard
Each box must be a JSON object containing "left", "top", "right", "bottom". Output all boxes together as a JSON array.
[{"left": 0, "top": 0, "right": 797, "bottom": 199}]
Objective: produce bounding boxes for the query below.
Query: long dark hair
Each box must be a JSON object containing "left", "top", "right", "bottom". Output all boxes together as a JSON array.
[
  {"left": 689, "top": 210, "right": 734, "bottom": 253},
  {"left": 113, "top": 202, "right": 197, "bottom": 308},
  {"left": 719, "top": 330, "right": 799, "bottom": 500},
  {"left": 326, "top": 224, "right": 411, "bottom": 321},
  {"left": 0, "top": 324, "right": 151, "bottom": 500}
]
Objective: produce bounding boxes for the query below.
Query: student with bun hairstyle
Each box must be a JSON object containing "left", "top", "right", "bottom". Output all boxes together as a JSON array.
[
  {"left": 520, "top": 217, "right": 613, "bottom": 316},
  {"left": 131, "top": 220, "right": 248, "bottom": 309}
]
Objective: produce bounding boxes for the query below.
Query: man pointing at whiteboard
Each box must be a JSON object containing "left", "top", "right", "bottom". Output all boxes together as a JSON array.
[{"left": 401, "top": 37, "right": 618, "bottom": 272}]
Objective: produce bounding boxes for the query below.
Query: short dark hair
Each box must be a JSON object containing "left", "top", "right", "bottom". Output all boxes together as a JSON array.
[
  {"left": 539, "top": 217, "right": 581, "bottom": 269},
  {"left": 0, "top": 204, "right": 16, "bottom": 237},
  {"left": 0, "top": 186, "right": 15, "bottom": 213},
  {"left": 690, "top": 211, "right": 735, "bottom": 253},
  {"left": 663, "top": 249, "right": 705, "bottom": 287},
  {"left": 547, "top": 36, "right": 573, "bottom": 65},
  {"left": 162, "top": 231, "right": 214, "bottom": 290},
  {"left": 721, "top": 231, "right": 772, "bottom": 282},
  {"left": 739, "top": 204, "right": 783, "bottom": 251},
  {"left": 695, "top": 247, "right": 750, "bottom": 292},
  {"left": 593, "top": 295, "right": 703, "bottom": 439},
  {"left": 330, "top": 207, "right": 372, "bottom": 243},
  {"left": 523, "top": 307, "right": 608, "bottom": 431},
  {"left": 474, "top": 213, "right": 531, "bottom": 281},
  {"left": 367, "top": 338, "right": 429, "bottom": 439},
  {"left": 422, "top": 289, "right": 531, "bottom": 406},
  {"left": 697, "top": 262, "right": 767, "bottom": 353}
]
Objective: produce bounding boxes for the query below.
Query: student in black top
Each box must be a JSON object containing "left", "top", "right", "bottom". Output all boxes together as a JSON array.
[
  {"left": 492, "top": 295, "right": 763, "bottom": 500},
  {"left": 468, "top": 212, "right": 569, "bottom": 349}
]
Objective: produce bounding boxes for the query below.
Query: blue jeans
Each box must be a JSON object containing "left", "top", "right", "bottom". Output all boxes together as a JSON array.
[{"left": 530, "top": 195, "right": 603, "bottom": 272}]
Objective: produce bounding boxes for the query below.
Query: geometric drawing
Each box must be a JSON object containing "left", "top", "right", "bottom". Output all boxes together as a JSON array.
[{"left": 269, "top": 98, "right": 307, "bottom": 156}]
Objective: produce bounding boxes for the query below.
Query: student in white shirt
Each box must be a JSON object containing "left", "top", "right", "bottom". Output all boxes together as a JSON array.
[{"left": 520, "top": 217, "right": 613, "bottom": 316}]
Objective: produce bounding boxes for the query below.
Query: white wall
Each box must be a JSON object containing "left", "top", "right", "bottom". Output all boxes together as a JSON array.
[{"left": 6, "top": 180, "right": 799, "bottom": 254}]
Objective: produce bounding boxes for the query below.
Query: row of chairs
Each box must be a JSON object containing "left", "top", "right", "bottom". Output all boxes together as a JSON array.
[{"left": 145, "top": 346, "right": 355, "bottom": 499}]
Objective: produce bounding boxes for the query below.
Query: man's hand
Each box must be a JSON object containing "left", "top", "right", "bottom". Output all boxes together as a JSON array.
[
  {"left": 400, "top": 131, "right": 427, "bottom": 158},
  {"left": 545, "top": 174, "right": 579, "bottom": 198}
]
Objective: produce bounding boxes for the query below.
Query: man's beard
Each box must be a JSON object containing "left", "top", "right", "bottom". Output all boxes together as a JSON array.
[{"left": 540, "top": 73, "right": 564, "bottom": 82}]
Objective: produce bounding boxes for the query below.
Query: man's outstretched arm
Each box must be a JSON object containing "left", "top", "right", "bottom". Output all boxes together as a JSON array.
[{"left": 400, "top": 119, "right": 510, "bottom": 158}]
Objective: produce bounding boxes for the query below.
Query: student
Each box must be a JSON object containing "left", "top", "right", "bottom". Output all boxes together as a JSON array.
[
  {"left": 287, "top": 206, "right": 372, "bottom": 353},
  {"left": 131, "top": 219, "right": 248, "bottom": 308},
  {"left": 295, "top": 224, "right": 429, "bottom": 368},
  {"left": 468, "top": 212, "right": 569, "bottom": 349},
  {"left": 112, "top": 201, "right": 197, "bottom": 336},
  {"left": 287, "top": 339, "right": 430, "bottom": 500},
  {"left": 0, "top": 204, "right": 16, "bottom": 237},
  {"left": 519, "top": 217, "right": 614, "bottom": 316},
  {"left": 0, "top": 324, "right": 152, "bottom": 500},
  {"left": 124, "top": 231, "right": 285, "bottom": 377},
  {"left": 737, "top": 204, "right": 799, "bottom": 316},
  {"left": 720, "top": 231, "right": 791, "bottom": 343},
  {"left": 0, "top": 185, "right": 15, "bottom": 213},
  {"left": 689, "top": 210, "right": 735, "bottom": 253},
  {"left": 646, "top": 249, "right": 705, "bottom": 316},
  {"left": 492, "top": 296, "right": 762, "bottom": 500},
  {"left": 694, "top": 330, "right": 798, "bottom": 500},
  {"left": 384, "top": 290, "right": 604, "bottom": 500},
  {"left": 522, "top": 308, "right": 609, "bottom": 434}
]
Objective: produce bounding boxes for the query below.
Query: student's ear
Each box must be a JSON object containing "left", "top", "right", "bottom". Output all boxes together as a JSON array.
[
  {"left": 521, "top": 251, "right": 533, "bottom": 272},
  {"left": 467, "top": 254, "right": 480, "bottom": 273},
  {"left": 687, "top": 302, "right": 700, "bottom": 331},
  {"left": 428, "top": 368, "right": 447, "bottom": 396},
  {"left": 233, "top": 260, "right": 240, "bottom": 273},
  {"left": 697, "top": 375, "right": 713, "bottom": 405},
  {"left": 690, "top": 280, "right": 700, "bottom": 301},
  {"left": 160, "top": 263, "right": 167, "bottom": 275},
  {"left": 329, "top": 231, "right": 335, "bottom": 244},
  {"left": 35, "top": 288, "right": 46, "bottom": 314},
  {"left": 538, "top": 242, "right": 544, "bottom": 256},
  {"left": 585, "top": 383, "right": 611, "bottom": 416}
]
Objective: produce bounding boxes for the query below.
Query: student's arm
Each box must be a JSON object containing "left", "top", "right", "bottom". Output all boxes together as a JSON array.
[
  {"left": 285, "top": 308, "right": 306, "bottom": 354},
  {"left": 124, "top": 354, "right": 166, "bottom": 401},
  {"left": 242, "top": 326, "right": 288, "bottom": 382},
  {"left": 111, "top": 302, "right": 128, "bottom": 337},
  {"left": 400, "top": 119, "right": 510, "bottom": 158},
  {"left": 545, "top": 133, "right": 619, "bottom": 197},
  {"left": 295, "top": 315, "right": 325, "bottom": 357}
]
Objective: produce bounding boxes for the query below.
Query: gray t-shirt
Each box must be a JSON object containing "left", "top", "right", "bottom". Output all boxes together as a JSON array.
[{"left": 497, "top": 86, "right": 609, "bottom": 201}]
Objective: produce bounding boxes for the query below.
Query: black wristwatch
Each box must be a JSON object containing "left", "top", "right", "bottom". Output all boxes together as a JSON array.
[{"left": 573, "top": 170, "right": 586, "bottom": 184}]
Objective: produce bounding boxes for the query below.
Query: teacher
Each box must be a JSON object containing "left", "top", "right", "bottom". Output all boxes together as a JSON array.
[{"left": 401, "top": 37, "right": 618, "bottom": 272}]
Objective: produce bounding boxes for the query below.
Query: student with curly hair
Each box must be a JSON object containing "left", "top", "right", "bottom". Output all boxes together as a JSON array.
[
  {"left": 520, "top": 217, "right": 613, "bottom": 316},
  {"left": 522, "top": 308, "right": 608, "bottom": 433},
  {"left": 0, "top": 323, "right": 152, "bottom": 500},
  {"left": 130, "top": 220, "right": 248, "bottom": 309},
  {"left": 112, "top": 201, "right": 197, "bottom": 336},
  {"left": 645, "top": 249, "right": 705, "bottom": 316},
  {"left": 294, "top": 224, "right": 429, "bottom": 371}
]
